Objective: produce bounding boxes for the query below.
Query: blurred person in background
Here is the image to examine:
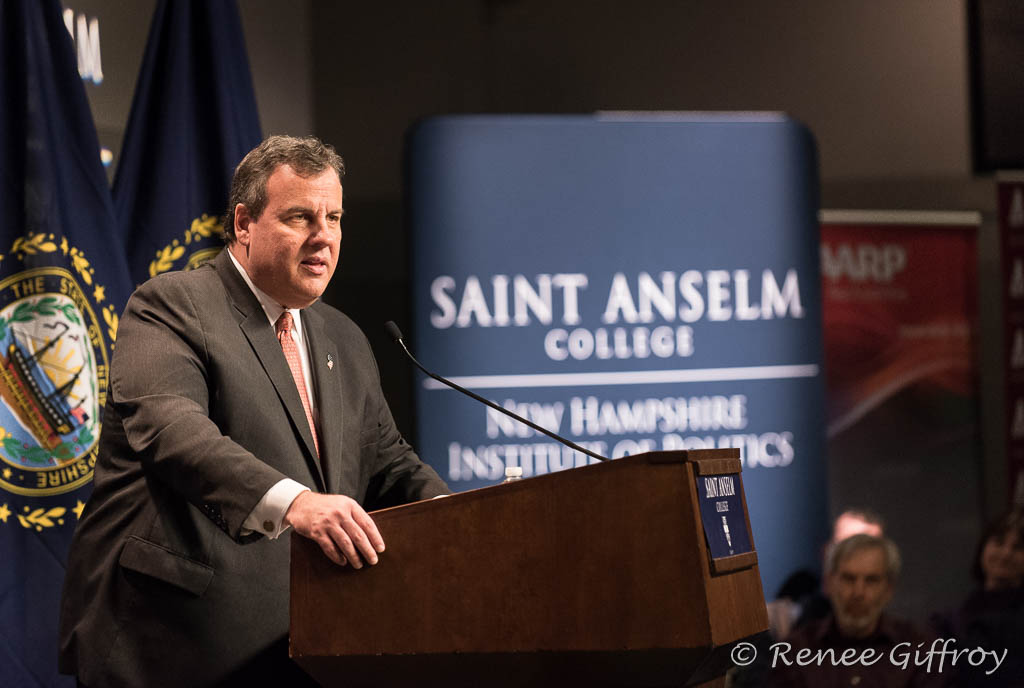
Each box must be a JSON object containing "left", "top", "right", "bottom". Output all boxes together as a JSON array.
[
  {"left": 932, "top": 511, "right": 1024, "bottom": 687},
  {"left": 768, "top": 534, "right": 945, "bottom": 688},
  {"left": 768, "top": 508, "right": 886, "bottom": 639}
]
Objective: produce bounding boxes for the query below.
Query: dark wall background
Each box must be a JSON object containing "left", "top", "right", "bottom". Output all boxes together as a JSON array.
[{"left": 67, "top": 0, "right": 1006, "bottom": 621}]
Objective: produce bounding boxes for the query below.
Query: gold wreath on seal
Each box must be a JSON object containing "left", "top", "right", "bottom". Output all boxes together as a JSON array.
[
  {"left": 149, "top": 214, "right": 224, "bottom": 277},
  {"left": 3, "top": 231, "right": 118, "bottom": 343},
  {"left": 0, "top": 499, "right": 87, "bottom": 530},
  {"left": 18, "top": 505, "right": 66, "bottom": 530}
]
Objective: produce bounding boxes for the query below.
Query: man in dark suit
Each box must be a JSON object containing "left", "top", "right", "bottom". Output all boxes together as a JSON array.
[{"left": 58, "top": 136, "right": 449, "bottom": 687}]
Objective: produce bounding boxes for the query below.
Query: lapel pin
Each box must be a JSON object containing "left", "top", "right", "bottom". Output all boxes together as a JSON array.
[{"left": 327, "top": 354, "right": 334, "bottom": 370}]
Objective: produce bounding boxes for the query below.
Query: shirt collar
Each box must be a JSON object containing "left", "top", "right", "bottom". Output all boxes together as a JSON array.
[
  {"left": 818, "top": 613, "right": 897, "bottom": 645},
  {"left": 226, "top": 248, "right": 303, "bottom": 337}
]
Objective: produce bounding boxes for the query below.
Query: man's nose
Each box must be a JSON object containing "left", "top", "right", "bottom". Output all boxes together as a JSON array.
[{"left": 309, "top": 215, "right": 333, "bottom": 242}]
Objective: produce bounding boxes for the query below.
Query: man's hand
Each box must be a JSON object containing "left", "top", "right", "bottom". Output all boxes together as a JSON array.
[{"left": 284, "top": 491, "right": 385, "bottom": 568}]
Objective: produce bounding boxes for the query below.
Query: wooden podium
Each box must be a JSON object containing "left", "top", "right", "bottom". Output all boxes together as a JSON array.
[{"left": 290, "top": 449, "right": 767, "bottom": 687}]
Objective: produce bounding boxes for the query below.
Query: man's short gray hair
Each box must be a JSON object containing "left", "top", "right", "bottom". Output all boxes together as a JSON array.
[
  {"left": 825, "top": 533, "right": 901, "bottom": 582},
  {"left": 222, "top": 135, "right": 345, "bottom": 243}
]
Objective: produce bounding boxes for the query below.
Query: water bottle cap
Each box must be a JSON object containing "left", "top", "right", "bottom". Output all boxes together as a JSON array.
[{"left": 504, "top": 466, "right": 523, "bottom": 478}]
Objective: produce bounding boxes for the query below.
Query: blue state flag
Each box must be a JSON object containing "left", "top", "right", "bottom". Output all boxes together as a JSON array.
[
  {"left": 0, "top": 1, "right": 134, "bottom": 685},
  {"left": 114, "top": 0, "right": 262, "bottom": 284}
]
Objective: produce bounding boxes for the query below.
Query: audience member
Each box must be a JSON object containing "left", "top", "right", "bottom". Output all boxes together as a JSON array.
[
  {"left": 767, "top": 534, "right": 945, "bottom": 688},
  {"left": 932, "top": 511, "right": 1024, "bottom": 687},
  {"left": 768, "top": 508, "right": 885, "bottom": 639}
]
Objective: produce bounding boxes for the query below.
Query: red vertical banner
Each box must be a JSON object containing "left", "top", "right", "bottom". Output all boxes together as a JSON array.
[
  {"left": 820, "top": 211, "right": 979, "bottom": 439},
  {"left": 820, "top": 210, "right": 981, "bottom": 618},
  {"left": 997, "top": 174, "right": 1024, "bottom": 505}
]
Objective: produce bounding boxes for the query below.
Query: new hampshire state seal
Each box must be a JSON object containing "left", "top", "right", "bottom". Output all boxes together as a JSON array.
[
  {"left": 0, "top": 268, "right": 107, "bottom": 496},
  {"left": 0, "top": 233, "right": 119, "bottom": 532}
]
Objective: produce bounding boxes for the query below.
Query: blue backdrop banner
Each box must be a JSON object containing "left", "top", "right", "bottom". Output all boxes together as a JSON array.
[
  {"left": 407, "top": 114, "right": 828, "bottom": 597},
  {"left": 113, "top": 0, "right": 261, "bottom": 286},
  {"left": 0, "top": 1, "right": 133, "bottom": 685}
]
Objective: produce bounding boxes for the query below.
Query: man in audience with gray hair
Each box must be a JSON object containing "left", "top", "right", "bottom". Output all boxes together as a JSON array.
[
  {"left": 769, "top": 508, "right": 887, "bottom": 640},
  {"left": 768, "top": 534, "right": 945, "bottom": 688}
]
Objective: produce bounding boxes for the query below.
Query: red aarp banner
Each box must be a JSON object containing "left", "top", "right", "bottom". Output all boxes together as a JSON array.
[{"left": 821, "top": 211, "right": 979, "bottom": 438}]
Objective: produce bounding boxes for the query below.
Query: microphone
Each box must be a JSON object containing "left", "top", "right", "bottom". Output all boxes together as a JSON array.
[{"left": 385, "top": 321, "right": 608, "bottom": 463}]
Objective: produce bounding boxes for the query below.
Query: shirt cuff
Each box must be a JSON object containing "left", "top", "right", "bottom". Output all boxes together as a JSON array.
[{"left": 241, "top": 479, "right": 310, "bottom": 539}]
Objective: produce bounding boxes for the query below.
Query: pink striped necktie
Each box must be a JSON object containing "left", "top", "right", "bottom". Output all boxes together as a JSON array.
[{"left": 275, "top": 311, "right": 320, "bottom": 458}]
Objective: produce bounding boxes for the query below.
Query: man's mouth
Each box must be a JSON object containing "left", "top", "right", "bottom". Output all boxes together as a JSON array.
[{"left": 301, "top": 257, "right": 329, "bottom": 274}]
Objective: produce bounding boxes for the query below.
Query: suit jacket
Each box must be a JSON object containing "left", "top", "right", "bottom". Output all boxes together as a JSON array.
[{"left": 58, "top": 251, "right": 448, "bottom": 687}]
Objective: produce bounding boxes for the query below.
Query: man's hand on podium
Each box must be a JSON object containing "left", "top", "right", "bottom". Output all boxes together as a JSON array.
[{"left": 284, "top": 491, "right": 386, "bottom": 568}]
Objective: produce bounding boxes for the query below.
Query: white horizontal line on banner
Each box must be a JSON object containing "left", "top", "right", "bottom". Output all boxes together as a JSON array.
[
  {"left": 819, "top": 209, "right": 981, "bottom": 226},
  {"left": 422, "top": 364, "right": 820, "bottom": 390},
  {"left": 595, "top": 110, "right": 788, "bottom": 123}
]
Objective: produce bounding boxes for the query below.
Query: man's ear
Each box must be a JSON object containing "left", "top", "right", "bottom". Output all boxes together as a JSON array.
[{"left": 234, "top": 203, "right": 252, "bottom": 246}]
